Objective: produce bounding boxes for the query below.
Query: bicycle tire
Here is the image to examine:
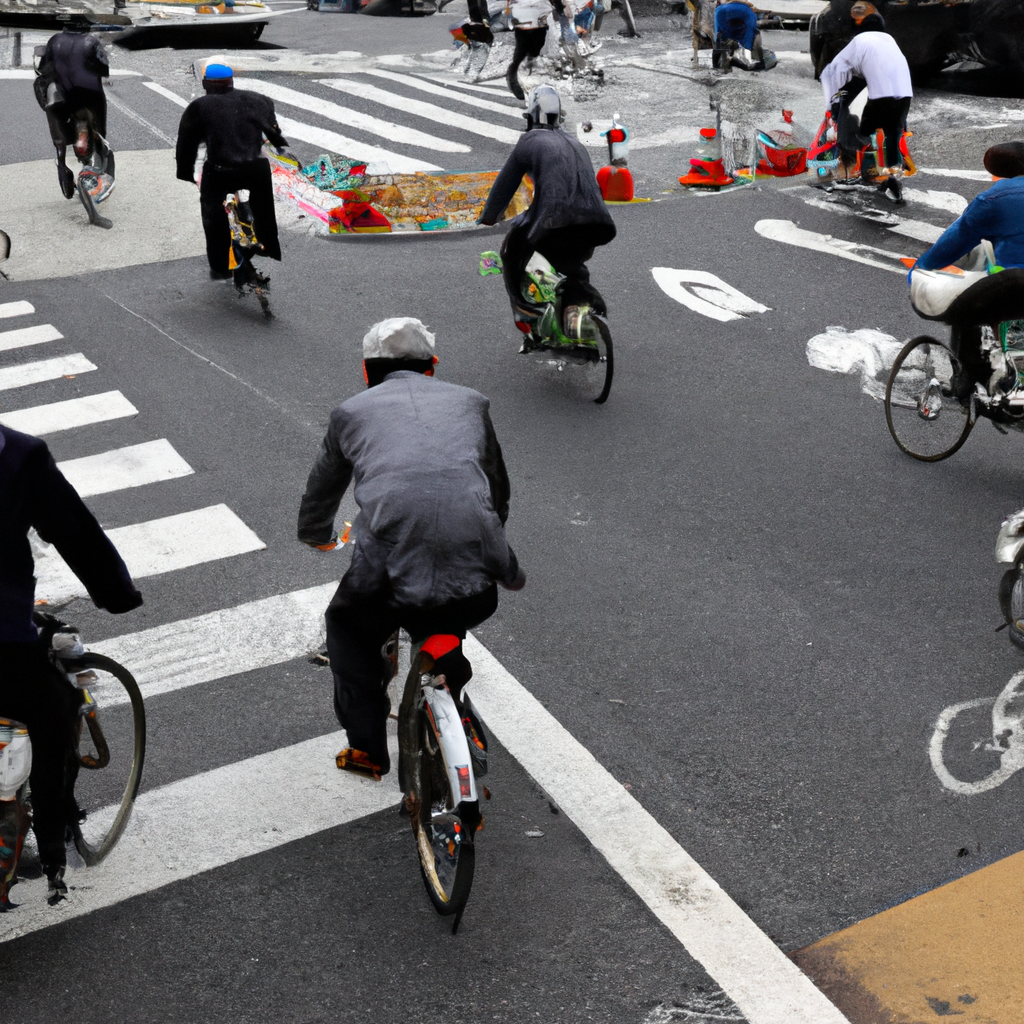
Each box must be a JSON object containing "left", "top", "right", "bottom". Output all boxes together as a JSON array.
[
  {"left": 999, "top": 564, "right": 1024, "bottom": 653},
  {"left": 68, "top": 653, "right": 146, "bottom": 866},
  {"left": 885, "top": 335, "right": 974, "bottom": 461},
  {"left": 591, "top": 313, "right": 614, "bottom": 405},
  {"left": 414, "top": 708, "right": 476, "bottom": 918}
]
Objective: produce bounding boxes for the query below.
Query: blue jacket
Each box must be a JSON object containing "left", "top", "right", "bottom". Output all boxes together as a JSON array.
[
  {"left": 0, "top": 426, "right": 141, "bottom": 642},
  {"left": 917, "top": 177, "right": 1024, "bottom": 271}
]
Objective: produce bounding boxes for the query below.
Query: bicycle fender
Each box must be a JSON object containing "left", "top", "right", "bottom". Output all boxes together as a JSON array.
[
  {"left": 996, "top": 510, "right": 1024, "bottom": 565},
  {"left": 423, "top": 686, "right": 478, "bottom": 804}
]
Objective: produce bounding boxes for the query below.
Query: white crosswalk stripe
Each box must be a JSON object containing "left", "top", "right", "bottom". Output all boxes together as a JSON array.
[
  {"left": 0, "top": 391, "right": 139, "bottom": 435},
  {"left": 0, "top": 353, "right": 96, "bottom": 392},
  {"left": 0, "top": 301, "right": 34, "bottom": 319},
  {"left": 413, "top": 71, "right": 519, "bottom": 97},
  {"left": 34, "top": 504, "right": 266, "bottom": 602},
  {"left": 319, "top": 78, "right": 521, "bottom": 145},
  {"left": 56, "top": 439, "right": 194, "bottom": 498},
  {"left": 0, "top": 324, "right": 63, "bottom": 353},
  {"left": 236, "top": 77, "right": 472, "bottom": 154},
  {"left": 361, "top": 69, "right": 524, "bottom": 120}
]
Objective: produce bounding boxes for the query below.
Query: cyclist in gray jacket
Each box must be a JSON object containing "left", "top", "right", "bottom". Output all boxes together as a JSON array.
[{"left": 297, "top": 318, "right": 524, "bottom": 780}]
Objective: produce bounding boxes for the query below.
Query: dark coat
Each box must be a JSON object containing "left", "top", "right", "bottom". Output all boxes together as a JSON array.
[
  {"left": 481, "top": 126, "right": 616, "bottom": 249},
  {"left": 298, "top": 372, "right": 518, "bottom": 607},
  {"left": 44, "top": 29, "right": 108, "bottom": 95},
  {"left": 0, "top": 427, "right": 142, "bottom": 643}
]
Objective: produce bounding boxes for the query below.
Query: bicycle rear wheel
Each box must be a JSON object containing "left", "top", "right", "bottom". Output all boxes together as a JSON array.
[
  {"left": 885, "top": 335, "right": 974, "bottom": 461},
  {"left": 536, "top": 312, "right": 614, "bottom": 405},
  {"left": 414, "top": 708, "right": 476, "bottom": 923},
  {"left": 67, "top": 653, "right": 146, "bottom": 865}
]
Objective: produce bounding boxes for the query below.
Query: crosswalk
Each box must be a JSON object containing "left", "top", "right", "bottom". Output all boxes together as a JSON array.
[{"left": 136, "top": 58, "right": 527, "bottom": 175}]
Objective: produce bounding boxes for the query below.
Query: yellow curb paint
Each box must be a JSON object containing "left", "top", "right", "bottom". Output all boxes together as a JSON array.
[{"left": 792, "top": 849, "right": 1024, "bottom": 1024}]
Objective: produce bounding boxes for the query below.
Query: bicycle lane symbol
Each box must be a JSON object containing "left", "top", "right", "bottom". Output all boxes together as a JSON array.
[
  {"left": 651, "top": 268, "right": 770, "bottom": 323},
  {"left": 929, "top": 668, "right": 1024, "bottom": 795}
]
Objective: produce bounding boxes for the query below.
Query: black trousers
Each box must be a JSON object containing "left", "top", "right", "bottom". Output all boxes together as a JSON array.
[
  {"left": 199, "top": 158, "right": 282, "bottom": 275},
  {"left": 46, "top": 87, "right": 107, "bottom": 148},
  {"left": 324, "top": 582, "right": 499, "bottom": 774},
  {"left": 509, "top": 27, "right": 547, "bottom": 76},
  {"left": 500, "top": 223, "right": 607, "bottom": 316},
  {"left": 0, "top": 642, "right": 81, "bottom": 871},
  {"left": 945, "top": 269, "right": 1024, "bottom": 386},
  {"left": 860, "top": 96, "right": 912, "bottom": 170}
]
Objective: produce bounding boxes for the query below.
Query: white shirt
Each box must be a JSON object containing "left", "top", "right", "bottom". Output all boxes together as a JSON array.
[{"left": 821, "top": 32, "right": 913, "bottom": 103}]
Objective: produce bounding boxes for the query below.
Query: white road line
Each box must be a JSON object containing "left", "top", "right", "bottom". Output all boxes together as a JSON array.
[
  {"left": 34, "top": 504, "right": 266, "bottom": 602},
  {"left": 142, "top": 81, "right": 188, "bottom": 108},
  {"left": 755, "top": 220, "right": 909, "bottom": 275},
  {"left": 362, "top": 69, "right": 525, "bottom": 120},
  {"left": 413, "top": 72, "right": 518, "bottom": 97},
  {"left": 464, "top": 635, "right": 851, "bottom": 1024},
  {"left": 0, "top": 301, "right": 34, "bottom": 319},
  {"left": 0, "top": 69, "right": 141, "bottom": 79},
  {"left": 1, "top": 730, "right": 400, "bottom": 942},
  {"left": 90, "top": 582, "right": 338, "bottom": 707},
  {"left": 106, "top": 90, "right": 176, "bottom": 147},
  {"left": 0, "top": 323, "right": 63, "bottom": 353},
  {"left": 319, "top": 78, "right": 521, "bottom": 145},
  {"left": 798, "top": 196, "right": 944, "bottom": 245},
  {"left": 902, "top": 188, "right": 968, "bottom": 216},
  {"left": 0, "top": 391, "right": 138, "bottom": 436},
  {"left": 57, "top": 439, "right": 194, "bottom": 498},
  {"left": 235, "top": 77, "right": 472, "bottom": 154},
  {"left": 651, "top": 268, "right": 770, "bottom": 322},
  {"left": 0, "top": 353, "right": 96, "bottom": 393},
  {"left": 919, "top": 168, "right": 993, "bottom": 182},
  {"left": 143, "top": 79, "right": 442, "bottom": 172}
]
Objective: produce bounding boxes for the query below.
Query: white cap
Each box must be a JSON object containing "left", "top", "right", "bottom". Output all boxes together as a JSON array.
[{"left": 362, "top": 317, "right": 436, "bottom": 360}]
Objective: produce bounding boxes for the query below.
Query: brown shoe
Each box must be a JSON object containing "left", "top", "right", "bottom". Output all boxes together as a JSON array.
[{"left": 335, "top": 748, "right": 383, "bottom": 780}]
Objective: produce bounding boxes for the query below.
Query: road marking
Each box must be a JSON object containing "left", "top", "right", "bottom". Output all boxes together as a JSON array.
[
  {"left": 235, "top": 78, "right": 471, "bottom": 153},
  {"left": 902, "top": 188, "right": 968, "bottom": 216},
  {"left": 929, "top": 668, "right": 1024, "bottom": 795},
  {"left": 798, "top": 195, "right": 944, "bottom": 244},
  {"left": 106, "top": 89, "right": 176, "bottom": 147},
  {"left": 141, "top": 80, "right": 188, "bottom": 108},
  {"left": 319, "top": 78, "right": 521, "bottom": 145},
  {"left": 33, "top": 504, "right": 266, "bottom": 602},
  {"left": 755, "top": 220, "right": 909, "bottom": 275},
  {"left": 1, "top": 730, "right": 401, "bottom": 943},
  {"left": 90, "top": 582, "right": 338, "bottom": 708},
  {"left": 0, "top": 391, "right": 138, "bottom": 436},
  {"left": 0, "top": 323, "right": 63, "bottom": 353},
  {"left": 362, "top": 69, "right": 525, "bottom": 120},
  {"left": 918, "top": 167, "right": 993, "bottom": 182},
  {"left": 465, "top": 635, "right": 851, "bottom": 1024},
  {"left": 141, "top": 80, "right": 442, "bottom": 174},
  {"left": 0, "top": 69, "right": 141, "bottom": 79},
  {"left": 0, "top": 354, "right": 96, "bottom": 393},
  {"left": 56, "top": 439, "right": 194, "bottom": 498},
  {"left": 792, "top": 849, "right": 1024, "bottom": 1024},
  {"left": 805, "top": 325, "right": 903, "bottom": 401},
  {"left": 651, "top": 268, "right": 770, "bottom": 322},
  {"left": 0, "top": 301, "right": 34, "bottom": 319},
  {"left": 413, "top": 72, "right": 517, "bottom": 97}
]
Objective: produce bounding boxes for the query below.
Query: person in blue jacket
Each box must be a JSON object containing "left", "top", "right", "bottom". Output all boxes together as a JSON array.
[
  {"left": 0, "top": 426, "right": 142, "bottom": 902},
  {"left": 912, "top": 142, "right": 1024, "bottom": 395}
]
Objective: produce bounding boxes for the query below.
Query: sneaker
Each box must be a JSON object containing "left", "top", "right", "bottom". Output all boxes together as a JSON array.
[
  {"left": 44, "top": 864, "right": 68, "bottom": 907},
  {"left": 878, "top": 175, "right": 904, "bottom": 204},
  {"left": 335, "top": 748, "right": 384, "bottom": 780},
  {"left": 761, "top": 50, "right": 778, "bottom": 70}
]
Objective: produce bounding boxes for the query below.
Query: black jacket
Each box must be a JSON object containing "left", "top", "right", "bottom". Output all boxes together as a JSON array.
[
  {"left": 481, "top": 126, "right": 616, "bottom": 248},
  {"left": 175, "top": 87, "right": 287, "bottom": 180},
  {"left": 44, "top": 29, "right": 108, "bottom": 96},
  {"left": 0, "top": 427, "right": 142, "bottom": 643}
]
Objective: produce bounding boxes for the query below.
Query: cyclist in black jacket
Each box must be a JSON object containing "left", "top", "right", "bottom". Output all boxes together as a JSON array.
[
  {"left": 0, "top": 426, "right": 142, "bottom": 902},
  {"left": 175, "top": 63, "right": 288, "bottom": 281}
]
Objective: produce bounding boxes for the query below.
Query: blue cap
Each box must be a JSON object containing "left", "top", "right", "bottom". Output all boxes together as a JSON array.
[{"left": 203, "top": 63, "right": 233, "bottom": 80}]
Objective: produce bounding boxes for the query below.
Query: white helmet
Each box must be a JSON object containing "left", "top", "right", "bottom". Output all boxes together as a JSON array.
[{"left": 525, "top": 85, "right": 564, "bottom": 128}]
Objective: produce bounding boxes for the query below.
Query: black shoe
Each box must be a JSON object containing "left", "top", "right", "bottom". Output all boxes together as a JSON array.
[
  {"left": 878, "top": 175, "right": 904, "bottom": 204},
  {"left": 506, "top": 63, "right": 524, "bottom": 100},
  {"left": 57, "top": 164, "right": 76, "bottom": 200}
]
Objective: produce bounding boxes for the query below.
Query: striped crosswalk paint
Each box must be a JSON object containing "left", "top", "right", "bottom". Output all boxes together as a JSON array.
[
  {"left": 0, "top": 353, "right": 96, "bottom": 392},
  {"left": 413, "top": 72, "right": 519, "bottom": 98},
  {"left": 319, "top": 78, "right": 521, "bottom": 145},
  {"left": 56, "top": 439, "right": 194, "bottom": 498},
  {"left": 0, "top": 391, "right": 139, "bottom": 435},
  {"left": 0, "top": 301, "right": 34, "bottom": 319},
  {"left": 362, "top": 69, "right": 525, "bottom": 120},
  {"left": 235, "top": 77, "right": 472, "bottom": 154},
  {"left": 755, "top": 220, "right": 910, "bottom": 275},
  {"left": 0, "top": 323, "right": 63, "bottom": 353},
  {"left": 33, "top": 504, "right": 266, "bottom": 602}
]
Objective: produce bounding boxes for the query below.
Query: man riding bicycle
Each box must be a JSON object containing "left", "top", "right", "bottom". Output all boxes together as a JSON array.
[
  {"left": 909, "top": 141, "right": 1024, "bottom": 398},
  {"left": 820, "top": 9, "right": 912, "bottom": 201},
  {"left": 175, "top": 63, "right": 287, "bottom": 283},
  {"left": 38, "top": 23, "right": 114, "bottom": 202},
  {"left": 479, "top": 85, "right": 615, "bottom": 339},
  {"left": 297, "top": 318, "right": 524, "bottom": 781},
  {"left": 0, "top": 425, "right": 142, "bottom": 904}
]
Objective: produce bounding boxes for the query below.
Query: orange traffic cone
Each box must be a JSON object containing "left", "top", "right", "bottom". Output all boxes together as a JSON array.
[{"left": 679, "top": 128, "right": 734, "bottom": 188}]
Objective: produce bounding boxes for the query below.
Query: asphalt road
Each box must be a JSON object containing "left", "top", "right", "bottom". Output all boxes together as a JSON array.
[{"left": 2, "top": 10, "right": 1023, "bottom": 1024}]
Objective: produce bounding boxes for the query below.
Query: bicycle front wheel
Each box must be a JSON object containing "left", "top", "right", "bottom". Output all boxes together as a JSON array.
[
  {"left": 885, "top": 335, "right": 974, "bottom": 461},
  {"left": 415, "top": 710, "right": 476, "bottom": 920},
  {"left": 68, "top": 653, "right": 146, "bottom": 865}
]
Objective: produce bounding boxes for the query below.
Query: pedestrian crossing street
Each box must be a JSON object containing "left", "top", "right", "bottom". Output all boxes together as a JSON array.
[
  {"left": 138, "top": 58, "right": 527, "bottom": 175},
  {"left": 0, "top": 298, "right": 266, "bottom": 601}
]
